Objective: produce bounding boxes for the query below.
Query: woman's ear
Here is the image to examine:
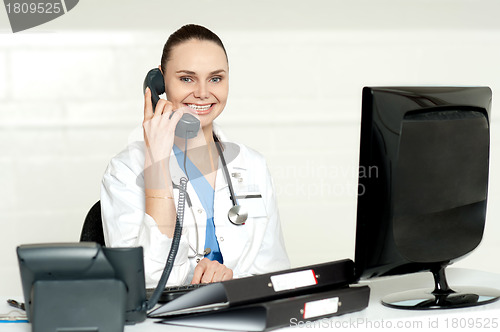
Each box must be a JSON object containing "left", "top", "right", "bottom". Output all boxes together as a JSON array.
[{"left": 158, "top": 65, "right": 163, "bottom": 75}]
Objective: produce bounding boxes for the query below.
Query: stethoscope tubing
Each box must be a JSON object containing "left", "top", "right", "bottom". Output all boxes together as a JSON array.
[
  {"left": 214, "top": 141, "right": 238, "bottom": 207},
  {"left": 214, "top": 141, "right": 248, "bottom": 225},
  {"left": 174, "top": 139, "right": 247, "bottom": 260}
]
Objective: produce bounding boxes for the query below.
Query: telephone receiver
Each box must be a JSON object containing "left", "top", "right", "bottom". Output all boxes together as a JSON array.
[{"left": 143, "top": 68, "right": 200, "bottom": 139}]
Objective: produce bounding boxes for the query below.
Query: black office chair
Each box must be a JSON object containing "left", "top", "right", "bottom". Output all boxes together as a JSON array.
[{"left": 80, "top": 201, "right": 105, "bottom": 246}]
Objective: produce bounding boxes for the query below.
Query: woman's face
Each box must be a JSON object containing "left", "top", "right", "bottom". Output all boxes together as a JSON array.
[{"left": 163, "top": 39, "right": 229, "bottom": 128}]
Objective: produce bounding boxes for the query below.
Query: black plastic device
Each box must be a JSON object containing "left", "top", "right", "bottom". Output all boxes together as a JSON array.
[
  {"left": 354, "top": 86, "right": 500, "bottom": 309},
  {"left": 143, "top": 68, "right": 200, "bottom": 139},
  {"left": 17, "top": 243, "right": 146, "bottom": 332}
]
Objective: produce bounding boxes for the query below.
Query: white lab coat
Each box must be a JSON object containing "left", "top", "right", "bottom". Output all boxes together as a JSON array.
[{"left": 101, "top": 124, "right": 290, "bottom": 288}]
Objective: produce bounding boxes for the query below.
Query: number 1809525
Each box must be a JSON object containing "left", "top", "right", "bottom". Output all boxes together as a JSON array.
[{"left": 5, "top": 2, "right": 63, "bottom": 14}]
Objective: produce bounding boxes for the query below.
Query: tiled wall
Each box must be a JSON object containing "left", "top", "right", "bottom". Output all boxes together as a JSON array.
[{"left": 2, "top": 29, "right": 500, "bottom": 295}]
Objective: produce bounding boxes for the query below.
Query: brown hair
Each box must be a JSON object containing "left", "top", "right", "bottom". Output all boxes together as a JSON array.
[{"left": 160, "top": 24, "right": 228, "bottom": 74}]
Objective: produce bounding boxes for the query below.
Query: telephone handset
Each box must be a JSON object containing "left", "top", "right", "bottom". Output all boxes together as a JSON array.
[
  {"left": 143, "top": 68, "right": 200, "bottom": 139},
  {"left": 141, "top": 69, "right": 196, "bottom": 308}
]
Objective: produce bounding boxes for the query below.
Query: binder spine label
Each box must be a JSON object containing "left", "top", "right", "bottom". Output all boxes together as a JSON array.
[
  {"left": 270, "top": 269, "right": 317, "bottom": 292},
  {"left": 303, "top": 297, "right": 339, "bottom": 319}
]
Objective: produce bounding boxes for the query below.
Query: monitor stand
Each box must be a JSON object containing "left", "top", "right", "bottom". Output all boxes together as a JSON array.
[{"left": 382, "top": 264, "right": 500, "bottom": 310}]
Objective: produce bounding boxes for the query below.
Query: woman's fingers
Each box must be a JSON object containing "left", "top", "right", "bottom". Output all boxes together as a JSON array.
[
  {"left": 162, "top": 106, "right": 184, "bottom": 127},
  {"left": 212, "top": 264, "right": 228, "bottom": 283},
  {"left": 143, "top": 87, "right": 154, "bottom": 121},
  {"left": 191, "top": 259, "right": 208, "bottom": 284},
  {"left": 191, "top": 258, "right": 233, "bottom": 284},
  {"left": 221, "top": 268, "right": 233, "bottom": 282},
  {"left": 201, "top": 262, "right": 219, "bottom": 283},
  {"left": 145, "top": 88, "right": 176, "bottom": 122},
  {"left": 153, "top": 99, "right": 174, "bottom": 118},
  {"left": 143, "top": 100, "right": 183, "bottom": 164}
]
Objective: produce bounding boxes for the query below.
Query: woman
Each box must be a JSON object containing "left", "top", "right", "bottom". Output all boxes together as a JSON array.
[{"left": 101, "top": 24, "right": 290, "bottom": 288}]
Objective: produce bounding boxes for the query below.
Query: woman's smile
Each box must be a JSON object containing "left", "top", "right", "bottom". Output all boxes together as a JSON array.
[{"left": 185, "top": 103, "right": 215, "bottom": 114}]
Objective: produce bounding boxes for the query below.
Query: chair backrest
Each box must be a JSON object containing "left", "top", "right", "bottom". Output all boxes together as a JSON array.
[{"left": 80, "top": 201, "right": 105, "bottom": 246}]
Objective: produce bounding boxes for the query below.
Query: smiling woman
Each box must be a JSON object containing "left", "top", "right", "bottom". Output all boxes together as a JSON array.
[
  {"left": 100, "top": 24, "right": 290, "bottom": 289},
  {"left": 162, "top": 38, "right": 229, "bottom": 130}
]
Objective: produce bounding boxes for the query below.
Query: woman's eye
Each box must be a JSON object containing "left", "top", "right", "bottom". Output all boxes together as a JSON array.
[
  {"left": 210, "top": 77, "right": 222, "bottom": 83},
  {"left": 180, "top": 77, "right": 193, "bottom": 83}
]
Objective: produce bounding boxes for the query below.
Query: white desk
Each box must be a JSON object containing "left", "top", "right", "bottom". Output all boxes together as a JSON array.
[{"left": 2, "top": 268, "right": 500, "bottom": 331}]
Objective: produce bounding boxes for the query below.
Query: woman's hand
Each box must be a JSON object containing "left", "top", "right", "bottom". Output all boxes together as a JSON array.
[
  {"left": 143, "top": 87, "right": 185, "bottom": 166},
  {"left": 191, "top": 258, "right": 233, "bottom": 284},
  {"left": 143, "top": 87, "right": 186, "bottom": 237}
]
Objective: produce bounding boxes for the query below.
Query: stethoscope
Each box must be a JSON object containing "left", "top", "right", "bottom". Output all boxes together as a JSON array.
[
  {"left": 215, "top": 140, "right": 248, "bottom": 226},
  {"left": 174, "top": 138, "right": 248, "bottom": 260}
]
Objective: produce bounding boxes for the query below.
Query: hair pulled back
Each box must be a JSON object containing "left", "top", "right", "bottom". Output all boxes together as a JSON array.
[{"left": 160, "top": 24, "right": 228, "bottom": 74}]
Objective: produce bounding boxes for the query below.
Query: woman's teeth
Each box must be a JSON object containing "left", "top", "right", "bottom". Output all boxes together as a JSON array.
[{"left": 188, "top": 104, "right": 212, "bottom": 111}]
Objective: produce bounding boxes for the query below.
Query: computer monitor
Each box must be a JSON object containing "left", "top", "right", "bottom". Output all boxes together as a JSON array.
[
  {"left": 17, "top": 243, "right": 146, "bottom": 331},
  {"left": 354, "top": 86, "right": 500, "bottom": 309}
]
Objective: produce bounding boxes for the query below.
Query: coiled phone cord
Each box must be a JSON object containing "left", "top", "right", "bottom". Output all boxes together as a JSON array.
[
  {"left": 143, "top": 176, "right": 187, "bottom": 311},
  {"left": 141, "top": 136, "right": 191, "bottom": 312}
]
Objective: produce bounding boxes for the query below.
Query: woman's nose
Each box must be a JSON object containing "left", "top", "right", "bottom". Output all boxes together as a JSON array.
[{"left": 193, "top": 82, "right": 209, "bottom": 99}]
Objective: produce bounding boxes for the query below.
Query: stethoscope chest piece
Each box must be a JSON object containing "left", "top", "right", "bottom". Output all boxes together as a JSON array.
[
  {"left": 228, "top": 205, "right": 248, "bottom": 225},
  {"left": 214, "top": 139, "right": 249, "bottom": 226}
]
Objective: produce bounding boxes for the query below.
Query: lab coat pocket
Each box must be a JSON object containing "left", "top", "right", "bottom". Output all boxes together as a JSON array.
[{"left": 236, "top": 192, "right": 267, "bottom": 218}]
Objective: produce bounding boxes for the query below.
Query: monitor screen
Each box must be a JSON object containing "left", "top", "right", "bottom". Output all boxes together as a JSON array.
[
  {"left": 355, "top": 86, "right": 491, "bottom": 281},
  {"left": 353, "top": 86, "right": 500, "bottom": 309}
]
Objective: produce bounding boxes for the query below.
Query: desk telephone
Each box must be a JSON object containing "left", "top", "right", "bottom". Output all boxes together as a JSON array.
[{"left": 143, "top": 68, "right": 200, "bottom": 139}]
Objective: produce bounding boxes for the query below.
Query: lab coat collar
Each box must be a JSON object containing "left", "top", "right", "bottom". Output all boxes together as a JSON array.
[
  {"left": 213, "top": 123, "right": 248, "bottom": 193},
  {"left": 213, "top": 122, "right": 247, "bottom": 170}
]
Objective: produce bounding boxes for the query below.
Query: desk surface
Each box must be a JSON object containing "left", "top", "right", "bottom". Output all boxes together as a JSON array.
[{"left": 2, "top": 268, "right": 500, "bottom": 331}]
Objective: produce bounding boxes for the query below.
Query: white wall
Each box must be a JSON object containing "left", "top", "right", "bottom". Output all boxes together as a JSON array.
[{"left": 1, "top": 0, "right": 500, "bottom": 295}]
